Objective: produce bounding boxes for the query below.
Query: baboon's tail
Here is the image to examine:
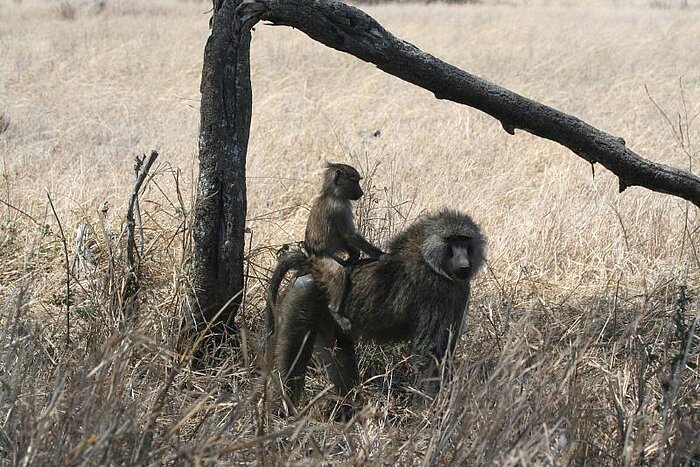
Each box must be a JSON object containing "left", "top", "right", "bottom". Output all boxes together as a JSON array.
[{"left": 265, "top": 249, "right": 308, "bottom": 336}]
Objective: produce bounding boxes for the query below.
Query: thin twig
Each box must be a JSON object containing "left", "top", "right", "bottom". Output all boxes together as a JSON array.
[
  {"left": 0, "top": 197, "right": 41, "bottom": 226},
  {"left": 133, "top": 156, "right": 146, "bottom": 256},
  {"left": 47, "top": 191, "right": 71, "bottom": 346}
]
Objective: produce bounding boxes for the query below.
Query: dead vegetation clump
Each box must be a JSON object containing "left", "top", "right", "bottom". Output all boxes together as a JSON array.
[{"left": 0, "top": 156, "right": 697, "bottom": 464}]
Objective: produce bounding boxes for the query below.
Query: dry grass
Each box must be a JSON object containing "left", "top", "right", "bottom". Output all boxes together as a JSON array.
[{"left": 1, "top": 0, "right": 699, "bottom": 464}]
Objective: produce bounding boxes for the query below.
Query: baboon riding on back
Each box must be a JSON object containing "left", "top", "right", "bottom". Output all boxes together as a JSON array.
[
  {"left": 265, "top": 162, "right": 384, "bottom": 336},
  {"left": 268, "top": 208, "right": 486, "bottom": 408}
]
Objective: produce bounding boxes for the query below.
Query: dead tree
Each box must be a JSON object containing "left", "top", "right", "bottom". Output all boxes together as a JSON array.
[
  {"left": 242, "top": 0, "right": 700, "bottom": 206},
  {"left": 193, "top": 0, "right": 700, "bottom": 350},
  {"left": 192, "top": 0, "right": 252, "bottom": 348}
]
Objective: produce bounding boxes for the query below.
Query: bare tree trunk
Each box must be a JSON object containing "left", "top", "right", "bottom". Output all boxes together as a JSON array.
[
  {"left": 241, "top": 0, "right": 700, "bottom": 207},
  {"left": 193, "top": 0, "right": 252, "bottom": 348}
]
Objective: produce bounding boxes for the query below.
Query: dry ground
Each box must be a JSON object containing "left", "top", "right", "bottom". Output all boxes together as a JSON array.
[{"left": 0, "top": 0, "right": 699, "bottom": 464}]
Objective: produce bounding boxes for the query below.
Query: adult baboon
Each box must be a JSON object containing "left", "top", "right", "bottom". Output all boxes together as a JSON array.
[
  {"left": 270, "top": 209, "right": 486, "bottom": 406},
  {"left": 265, "top": 163, "right": 383, "bottom": 336}
]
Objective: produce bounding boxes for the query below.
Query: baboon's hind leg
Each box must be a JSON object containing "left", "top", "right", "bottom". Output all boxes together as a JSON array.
[
  {"left": 273, "top": 310, "right": 319, "bottom": 406},
  {"left": 316, "top": 326, "right": 360, "bottom": 397}
]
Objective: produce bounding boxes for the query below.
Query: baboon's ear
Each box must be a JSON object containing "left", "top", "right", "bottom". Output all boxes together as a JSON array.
[
  {"left": 333, "top": 169, "right": 342, "bottom": 185},
  {"left": 421, "top": 234, "right": 451, "bottom": 280}
]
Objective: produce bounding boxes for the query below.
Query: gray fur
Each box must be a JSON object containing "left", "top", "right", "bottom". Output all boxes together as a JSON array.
[{"left": 269, "top": 208, "right": 486, "bottom": 407}]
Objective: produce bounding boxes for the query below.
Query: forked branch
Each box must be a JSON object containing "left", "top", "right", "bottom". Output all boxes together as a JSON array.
[
  {"left": 240, "top": 0, "right": 700, "bottom": 207},
  {"left": 126, "top": 150, "right": 159, "bottom": 272}
]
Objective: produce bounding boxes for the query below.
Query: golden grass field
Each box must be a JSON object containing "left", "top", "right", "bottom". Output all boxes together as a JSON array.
[{"left": 1, "top": 0, "right": 699, "bottom": 464}]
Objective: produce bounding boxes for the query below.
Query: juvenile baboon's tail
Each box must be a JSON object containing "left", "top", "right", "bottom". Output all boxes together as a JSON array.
[{"left": 265, "top": 249, "right": 308, "bottom": 336}]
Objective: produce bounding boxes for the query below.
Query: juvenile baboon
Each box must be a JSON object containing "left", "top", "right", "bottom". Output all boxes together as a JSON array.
[
  {"left": 304, "top": 162, "right": 383, "bottom": 264},
  {"left": 265, "top": 163, "right": 383, "bottom": 336},
  {"left": 270, "top": 209, "right": 486, "bottom": 407},
  {"left": 304, "top": 162, "right": 384, "bottom": 332}
]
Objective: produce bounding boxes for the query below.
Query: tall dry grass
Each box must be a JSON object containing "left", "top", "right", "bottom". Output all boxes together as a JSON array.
[{"left": 0, "top": 0, "right": 698, "bottom": 464}]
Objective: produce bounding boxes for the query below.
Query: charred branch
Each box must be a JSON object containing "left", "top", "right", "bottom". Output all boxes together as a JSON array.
[{"left": 240, "top": 0, "right": 700, "bottom": 207}]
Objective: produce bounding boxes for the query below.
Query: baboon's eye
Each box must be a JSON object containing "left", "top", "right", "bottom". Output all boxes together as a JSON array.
[{"left": 446, "top": 247, "right": 454, "bottom": 259}]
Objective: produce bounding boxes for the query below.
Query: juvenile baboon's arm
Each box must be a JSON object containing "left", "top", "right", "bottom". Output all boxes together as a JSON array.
[{"left": 343, "top": 231, "right": 384, "bottom": 259}]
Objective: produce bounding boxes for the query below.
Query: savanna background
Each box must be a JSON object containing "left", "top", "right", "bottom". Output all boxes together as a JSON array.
[{"left": 1, "top": 0, "right": 698, "bottom": 464}]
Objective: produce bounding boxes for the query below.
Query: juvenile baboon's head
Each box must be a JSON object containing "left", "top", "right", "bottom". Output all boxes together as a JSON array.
[{"left": 322, "top": 162, "right": 364, "bottom": 200}]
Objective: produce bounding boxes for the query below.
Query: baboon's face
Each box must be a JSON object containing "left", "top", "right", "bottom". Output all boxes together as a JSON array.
[
  {"left": 444, "top": 236, "right": 475, "bottom": 281},
  {"left": 335, "top": 169, "right": 364, "bottom": 200}
]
